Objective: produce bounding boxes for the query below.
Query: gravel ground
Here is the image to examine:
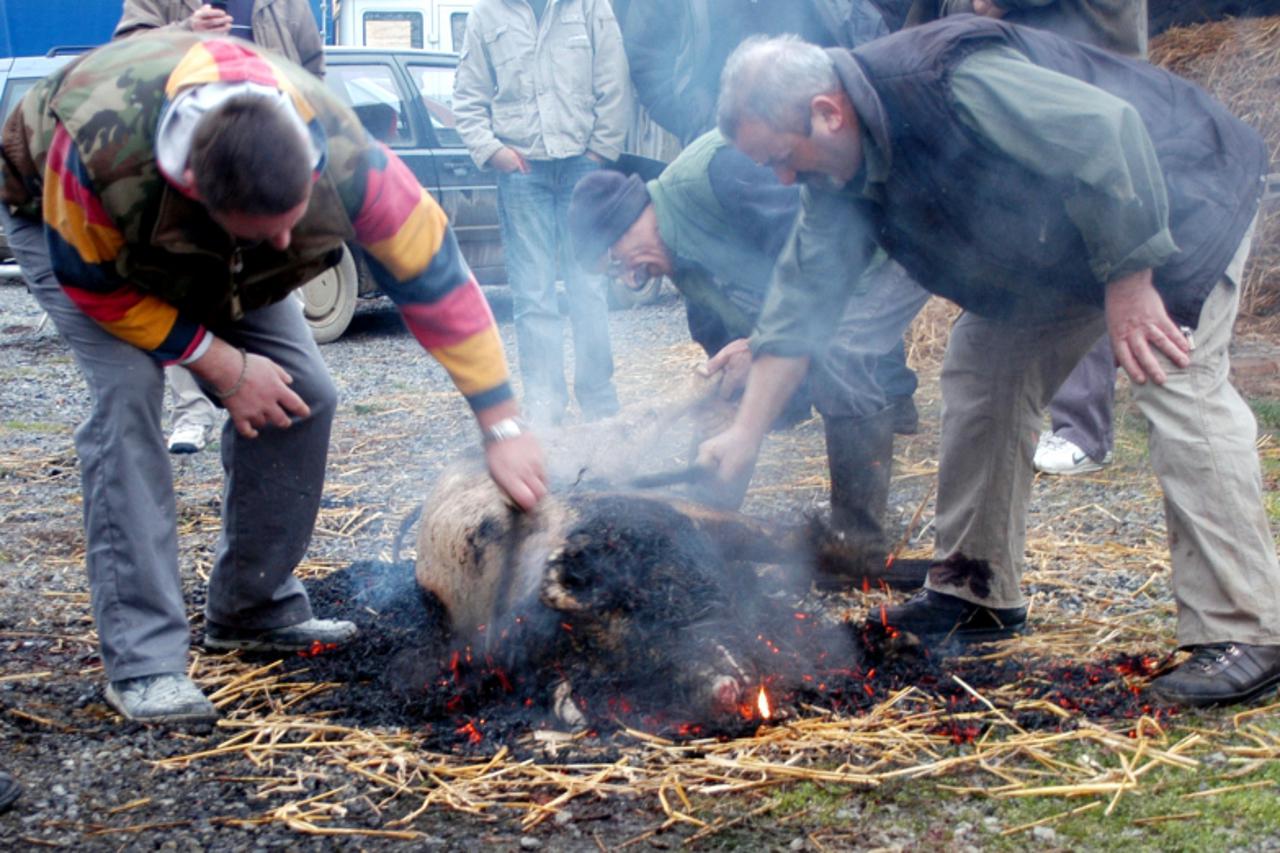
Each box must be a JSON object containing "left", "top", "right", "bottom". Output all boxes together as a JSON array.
[{"left": 0, "top": 276, "right": 1275, "bottom": 849}]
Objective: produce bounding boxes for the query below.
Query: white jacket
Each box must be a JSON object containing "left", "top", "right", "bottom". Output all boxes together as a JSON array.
[{"left": 452, "top": 0, "right": 631, "bottom": 168}]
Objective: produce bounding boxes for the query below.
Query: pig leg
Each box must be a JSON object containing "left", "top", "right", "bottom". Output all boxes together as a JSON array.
[{"left": 552, "top": 679, "right": 587, "bottom": 730}]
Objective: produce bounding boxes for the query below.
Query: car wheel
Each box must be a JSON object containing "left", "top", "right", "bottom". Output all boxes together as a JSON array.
[
  {"left": 607, "top": 274, "right": 666, "bottom": 310},
  {"left": 299, "top": 245, "right": 358, "bottom": 344}
]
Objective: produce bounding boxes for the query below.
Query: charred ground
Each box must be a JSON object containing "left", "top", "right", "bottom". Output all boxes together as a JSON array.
[{"left": 2, "top": 283, "right": 1279, "bottom": 850}]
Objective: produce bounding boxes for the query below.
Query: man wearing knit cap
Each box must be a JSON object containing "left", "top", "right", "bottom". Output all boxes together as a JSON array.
[{"left": 569, "top": 131, "right": 930, "bottom": 589}]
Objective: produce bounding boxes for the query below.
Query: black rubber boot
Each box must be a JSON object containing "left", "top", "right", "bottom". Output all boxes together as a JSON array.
[{"left": 815, "top": 407, "right": 924, "bottom": 590}]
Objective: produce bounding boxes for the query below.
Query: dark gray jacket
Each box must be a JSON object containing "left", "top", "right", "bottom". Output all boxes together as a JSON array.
[{"left": 621, "top": 0, "right": 887, "bottom": 143}]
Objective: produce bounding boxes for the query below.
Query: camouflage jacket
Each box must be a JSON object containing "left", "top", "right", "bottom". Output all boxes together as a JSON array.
[{"left": 0, "top": 33, "right": 513, "bottom": 411}]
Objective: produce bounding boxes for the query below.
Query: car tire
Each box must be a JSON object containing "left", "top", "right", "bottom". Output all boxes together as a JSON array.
[
  {"left": 606, "top": 274, "right": 666, "bottom": 310},
  {"left": 299, "top": 245, "right": 359, "bottom": 344}
]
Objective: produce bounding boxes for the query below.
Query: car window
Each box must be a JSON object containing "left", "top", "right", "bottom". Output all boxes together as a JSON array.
[
  {"left": 450, "top": 12, "right": 468, "bottom": 52},
  {"left": 325, "top": 63, "right": 411, "bottom": 147},
  {"left": 362, "top": 11, "right": 424, "bottom": 49},
  {"left": 406, "top": 64, "right": 462, "bottom": 148},
  {"left": 1, "top": 78, "right": 38, "bottom": 121}
]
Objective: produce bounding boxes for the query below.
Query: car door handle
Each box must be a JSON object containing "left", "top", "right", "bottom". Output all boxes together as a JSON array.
[{"left": 449, "top": 165, "right": 470, "bottom": 176}]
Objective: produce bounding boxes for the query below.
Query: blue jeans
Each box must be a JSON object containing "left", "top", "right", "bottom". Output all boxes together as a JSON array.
[{"left": 497, "top": 155, "right": 618, "bottom": 422}]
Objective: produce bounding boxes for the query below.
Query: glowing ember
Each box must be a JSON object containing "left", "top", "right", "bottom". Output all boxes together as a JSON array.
[
  {"left": 297, "top": 640, "right": 339, "bottom": 658},
  {"left": 756, "top": 686, "right": 771, "bottom": 720},
  {"left": 455, "top": 720, "right": 484, "bottom": 744}
]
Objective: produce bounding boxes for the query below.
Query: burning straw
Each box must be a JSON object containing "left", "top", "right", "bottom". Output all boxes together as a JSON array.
[{"left": 149, "top": 649, "right": 1247, "bottom": 843}]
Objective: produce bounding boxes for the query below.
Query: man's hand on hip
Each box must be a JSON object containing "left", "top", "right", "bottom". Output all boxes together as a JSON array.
[{"left": 1105, "top": 268, "right": 1192, "bottom": 385}]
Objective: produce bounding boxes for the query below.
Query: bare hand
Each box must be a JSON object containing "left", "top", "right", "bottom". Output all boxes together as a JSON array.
[
  {"left": 1105, "top": 268, "right": 1191, "bottom": 385},
  {"left": 702, "top": 339, "right": 752, "bottom": 401},
  {"left": 190, "top": 4, "right": 233, "bottom": 32},
  {"left": 190, "top": 340, "right": 310, "bottom": 438},
  {"left": 693, "top": 423, "right": 761, "bottom": 510},
  {"left": 486, "top": 433, "right": 547, "bottom": 511},
  {"left": 221, "top": 354, "right": 311, "bottom": 437},
  {"left": 489, "top": 147, "right": 530, "bottom": 174},
  {"left": 971, "top": 0, "right": 1005, "bottom": 17}
]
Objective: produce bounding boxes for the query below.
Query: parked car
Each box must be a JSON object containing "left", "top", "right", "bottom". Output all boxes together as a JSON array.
[
  {"left": 0, "top": 51, "right": 83, "bottom": 262},
  {"left": 0, "top": 45, "right": 658, "bottom": 342},
  {"left": 306, "top": 46, "right": 505, "bottom": 340}
]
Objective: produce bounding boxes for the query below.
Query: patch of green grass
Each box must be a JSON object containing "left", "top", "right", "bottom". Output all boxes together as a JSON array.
[
  {"left": 763, "top": 781, "right": 848, "bottom": 824},
  {"left": 351, "top": 402, "right": 384, "bottom": 416},
  {"left": 695, "top": 717, "right": 1280, "bottom": 852},
  {"left": 1, "top": 420, "right": 67, "bottom": 434},
  {"left": 985, "top": 757, "right": 1280, "bottom": 852},
  {"left": 1249, "top": 398, "right": 1280, "bottom": 432}
]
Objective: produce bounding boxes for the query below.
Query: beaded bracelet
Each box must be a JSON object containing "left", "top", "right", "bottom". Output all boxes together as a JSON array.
[{"left": 214, "top": 348, "right": 249, "bottom": 400}]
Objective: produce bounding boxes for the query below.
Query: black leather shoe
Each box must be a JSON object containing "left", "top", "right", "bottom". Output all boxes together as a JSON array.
[
  {"left": 879, "top": 589, "right": 1027, "bottom": 643},
  {"left": 0, "top": 770, "right": 22, "bottom": 814},
  {"left": 1148, "top": 643, "right": 1280, "bottom": 707},
  {"left": 816, "top": 557, "right": 931, "bottom": 593}
]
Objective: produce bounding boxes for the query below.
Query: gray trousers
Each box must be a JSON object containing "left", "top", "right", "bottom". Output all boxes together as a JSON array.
[
  {"left": 4, "top": 208, "right": 338, "bottom": 681},
  {"left": 810, "top": 259, "right": 932, "bottom": 419},
  {"left": 930, "top": 227, "right": 1280, "bottom": 647},
  {"left": 1047, "top": 334, "right": 1116, "bottom": 462}
]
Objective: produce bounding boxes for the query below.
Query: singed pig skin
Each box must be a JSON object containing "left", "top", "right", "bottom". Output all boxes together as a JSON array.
[
  {"left": 413, "top": 368, "right": 806, "bottom": 728},
  {"left": 414, "top": 468, "right": 766, "bottom": 725},
  {"left": 411, "top": 372, "right": 870, "bottom": 727}
]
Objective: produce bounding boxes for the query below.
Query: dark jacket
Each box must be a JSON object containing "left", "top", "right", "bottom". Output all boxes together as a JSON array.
[
  {"left": 621, "top": 0, "right": 887, "bottom": 143},
  {"left": 840, "top": 16, "right": 1266, "bottom": 326},
  {"left": 906, "top": 0, "right": 1147, "bottom": 58}
]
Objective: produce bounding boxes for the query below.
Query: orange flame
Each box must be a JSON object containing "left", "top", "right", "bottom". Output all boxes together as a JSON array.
[
  {"left": 456, "top": 720, "right": 483, "bottom": 744},
  {"left": 756, "top": 686, "right": 772, "bottom": 720}
]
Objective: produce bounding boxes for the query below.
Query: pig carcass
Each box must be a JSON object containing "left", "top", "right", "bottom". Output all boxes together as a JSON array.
[{"left": 414, "top": 377, "right": 837, "bottom": 728}]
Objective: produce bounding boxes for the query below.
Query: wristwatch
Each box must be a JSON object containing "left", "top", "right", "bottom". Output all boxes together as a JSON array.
[{"left": 482, "top": 416, "right": 527, "bottom": 445}]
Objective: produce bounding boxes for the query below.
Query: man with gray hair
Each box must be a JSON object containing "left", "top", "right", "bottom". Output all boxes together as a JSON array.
[
  {"left": 696, "top": 20, "right": 1280, "bottom": 707},
  {"left": 567, "top": 132, "right": 930, "bottom": 589}
]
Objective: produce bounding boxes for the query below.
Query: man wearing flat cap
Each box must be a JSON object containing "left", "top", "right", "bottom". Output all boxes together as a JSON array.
[{"left": 569, "top": 131, "right": 930, "bottom": 588}]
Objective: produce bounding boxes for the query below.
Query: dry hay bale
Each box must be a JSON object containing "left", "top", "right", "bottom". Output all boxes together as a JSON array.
[{"left": 1151, "top": 16, "right": 1280, "bottom": 322}]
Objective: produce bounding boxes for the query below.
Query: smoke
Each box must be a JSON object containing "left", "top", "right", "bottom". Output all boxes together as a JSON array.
[{"left": 535, "top": 371, "right": 732, "bottom": 491}]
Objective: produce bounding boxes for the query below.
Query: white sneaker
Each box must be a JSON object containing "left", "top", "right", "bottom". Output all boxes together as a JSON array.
[
  {"left": 168, "top": 421, "right": 211, "bottom": 455},
  {"left": 203, "top": 617, "right": 358, "bottom": 653},
  {"left": 105, "top": 673, "right": 219, "bottom": 724},
  {"left": 1034, "top": 432, "right": 1113, "bottom": 475}
]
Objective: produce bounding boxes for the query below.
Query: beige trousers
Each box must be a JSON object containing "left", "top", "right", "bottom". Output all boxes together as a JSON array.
[{"left": 930, "top": 225, "right": 1280, "bottom": 647}]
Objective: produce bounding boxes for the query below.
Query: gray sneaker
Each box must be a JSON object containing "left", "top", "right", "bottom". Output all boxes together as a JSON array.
[
  {"left": 105, "top": 673, "right": 219, "bottom": 724},
  {"left": 203, "top": 617, "right": 358, "bottom": 654}
]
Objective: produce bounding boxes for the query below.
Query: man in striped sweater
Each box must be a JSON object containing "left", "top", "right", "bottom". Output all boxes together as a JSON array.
[{"left": 0, "top": 33, "right": 546, "bottom": 724}]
